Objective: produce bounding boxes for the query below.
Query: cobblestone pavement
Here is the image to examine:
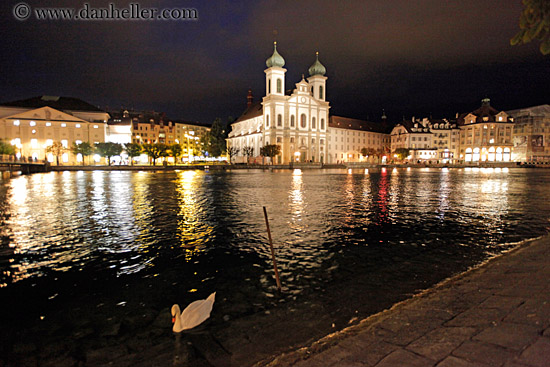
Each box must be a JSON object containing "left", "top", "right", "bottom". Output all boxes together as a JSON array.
[{"left": 257, "top": 236, "right": 550, "bottom": 367}]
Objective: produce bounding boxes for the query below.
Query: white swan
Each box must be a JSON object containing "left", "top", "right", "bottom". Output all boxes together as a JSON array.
[{"left": 171, "top": 292, "right": 216, "bottom": 332}]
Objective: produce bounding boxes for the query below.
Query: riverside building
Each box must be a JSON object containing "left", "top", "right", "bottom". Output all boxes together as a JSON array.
[
  {"left": 458, "top": 98, "right": 513, "bottom": 163},
  {"left": 507, "top": 104, "right": 550, "bottom": 163},
  {"left": 0, "top": 96, "right": 108, "bottom": 163},
  {"left": 227, "top": 43, "right": 390, "bottom": 164}
]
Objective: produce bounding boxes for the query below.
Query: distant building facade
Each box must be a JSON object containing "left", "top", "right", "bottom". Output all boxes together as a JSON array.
[
  {"left": 507, "top": 105, "right": 550, "bottom": 163},
  {"left": 0, "top": 96, "right": 108, "bottom": 163},
  {"left": 458, "top": 98, "right": 513, "bottom": 163}
]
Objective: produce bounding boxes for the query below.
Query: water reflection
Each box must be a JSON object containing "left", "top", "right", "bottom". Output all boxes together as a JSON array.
[{"left": 175, "top": 170, "right": 213, "bottom": 259}]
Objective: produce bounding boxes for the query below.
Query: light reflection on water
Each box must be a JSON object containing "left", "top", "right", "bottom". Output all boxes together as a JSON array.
[{"left": 1, "top": 168, "right": 550, "bottom": 364}]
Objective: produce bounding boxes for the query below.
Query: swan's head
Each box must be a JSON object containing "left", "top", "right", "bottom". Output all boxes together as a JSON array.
[{"left": 171, "top": 304, "right": 180, "bottom": 323}]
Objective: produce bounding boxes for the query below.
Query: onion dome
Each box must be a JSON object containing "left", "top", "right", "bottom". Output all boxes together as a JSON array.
[
  {"left": 308, "top": 52, "right": 326, "bottom": 76},
  {"left": 266, "top": 42, "right": 285, "bottom": 68}
]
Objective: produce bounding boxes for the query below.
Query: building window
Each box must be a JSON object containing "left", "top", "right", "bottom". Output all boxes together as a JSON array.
[
  {"left": 30, "top": 121, "right": 36, "bottom": 127},
  {"left": 76, "top": 124, "right": 81, "bottom": 128},
  {"left": 276, "top": 79, "right": 282, "bottom": 94},
  {"left": 266, "top": 115, "right": 270, "bottom": 128},
  {"left": 61, "top": 123, "right": 67, "bottom": 127},
  {"left": 13, "top": 120, "right": 20, "bottom": 126},
  {"left": 290, "top": 115, "right": 295, "bottom": 127},
  {"left": 321, "top": 118, "right": 325, "bottom": 130},
  {"left": 61, "top": 140, "right": 68, "bottom": 148},
  {"left": 276, "top": 137, "right": 282, "bottom": 143},
  {"left": 277, "top": 114, "right": 282, "bottom": 127},
  {"left": 319, "top": 86, "right": 324, "bottom": 99},
  {"left": 312, "top": 117, "right": 316, "bottom": 129},
  {"left": 300, "top": 114, "right": 307, "bottom": 128},
  {"left": 290, "top": 137, "right": 295, "bottom": 143},
  {"left": 268, "top": 79, "right": 271, "bottom": 94},
  {"left": 31, "top": 139, "right": 38, "bottom": 149},
  {"left": 46, "top": 122, "right": 51, "bottom": 127}
]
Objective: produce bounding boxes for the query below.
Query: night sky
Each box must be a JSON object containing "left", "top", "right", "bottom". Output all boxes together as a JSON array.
[{"left": 1, "top": 0, "right": 548, "bottom": 125}]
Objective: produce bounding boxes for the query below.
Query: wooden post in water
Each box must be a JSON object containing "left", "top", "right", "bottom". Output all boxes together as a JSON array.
[{"left": 263, "top": 206, "right": 282, "bottom": 292}]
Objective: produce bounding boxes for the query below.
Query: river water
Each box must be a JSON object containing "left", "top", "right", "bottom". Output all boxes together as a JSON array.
[{"left": 1, "top": 168, "right": 549, "bottom": 366}]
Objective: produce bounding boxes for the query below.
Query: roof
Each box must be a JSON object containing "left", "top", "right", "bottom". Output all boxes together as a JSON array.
[
  {"left": 234, "top": 101, "right": 263, "bottom": 123},
  {"left": 0, "top": 95, "right": 105, "bottom": 112},
  {"left": 457, "top": 99, "right": 508, "bottom": 125},
  {"left": 329, "top": 115, "right": 390, "bottom": 134}
]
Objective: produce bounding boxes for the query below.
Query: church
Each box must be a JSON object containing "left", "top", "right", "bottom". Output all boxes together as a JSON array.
[{"left": 227, "top": 42, "right": 330, "bottom": 164}]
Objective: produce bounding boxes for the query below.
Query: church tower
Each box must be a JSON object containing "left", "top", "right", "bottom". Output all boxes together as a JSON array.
[
  {"left": 307, "top": 52, "right": 327, "bottom": 101},
  {"left": 264, "top": 42, "right": 286, "bottom": 97}
]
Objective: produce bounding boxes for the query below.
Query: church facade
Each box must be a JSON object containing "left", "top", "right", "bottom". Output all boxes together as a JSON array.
[{"left": 227, "top": 43, "right": 330, "bottom": 164}]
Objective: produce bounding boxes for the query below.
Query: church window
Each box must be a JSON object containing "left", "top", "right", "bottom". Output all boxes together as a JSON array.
[
  {"left": 266, "top": 115, "right": 270, "bottom": 128},
  {"left": 290, "top": 137, "right": 295, "bottom": 143},
  {"left": 277, "top": 137, "right": 282, "bottom": 143},
  {"left": 300, "top": 114, "right": 307, "bottom": 128},
  {"left": 290, "top": 115, "right": 295, "bottom": 127},
  {"left": 268, "top": 79, "right": 271, "bottom": 94},
  {"left": 277, "top": 114, "right": 282, "bottom": 127},
  {"left": 277, "top": 79, "right": 282, "bottom": 94},
  {"left": 312, "top": 117, "right": 316, "bottom": 129},
  {"left": 321, "top": 118, "right": 325, "bottom": 130},
  {"left": 319, "top": 86, "right": 324, "bottom": 99}
]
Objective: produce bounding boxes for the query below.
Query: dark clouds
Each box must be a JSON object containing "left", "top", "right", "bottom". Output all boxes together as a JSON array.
[{"left": 0, "top": 0, "right": 547, "bottom": 124}]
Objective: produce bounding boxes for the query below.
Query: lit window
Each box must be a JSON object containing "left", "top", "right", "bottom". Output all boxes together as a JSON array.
[
  {"left": 300, "top": 114, "right": 307, "bottom": 128},
  {"left": 498, "top": 116, "right": 503, "bottom": 121},
  {"left": 277, "top": 114, "right": 282, "bottom": 127},
  {"left": 61, "top": 123, "right": 67, "bottom": 127},
  {"left": 13, "top": 120, "right": 20, "bottom": 126},
  {"left": 94, "top": 125, "right": 99, "bottom": 129},
  {"left": 31, "top": 129, "right": 36, "bottom": 134},
  {"left": 31, "top": 139, "right": 38, "bottom": 148},
  {"left": 46, "top": 122, "right": 52, "bottom": 127},
  {"left": 61, "top": 139, "right": 68, "bottom": 148},
  {"left": 62, "top": 153, "right": 69, "bottom": 163},
  {"left": 30, "top": 121, "right": 36, "bottom": 126},
  {"left": 75, "top": 140, "right": 82, "bottom": 144},
  {"left": 76, "top": 124, "right": 81, "bottom": 128},
  {"left": 76, "top": 154, "right": 83, "bottom": 162},
  {"left": 45, "top": 139, "right": 53, "bottom": 147}
]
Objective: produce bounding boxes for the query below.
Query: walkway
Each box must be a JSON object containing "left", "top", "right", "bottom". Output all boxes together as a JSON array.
[{"left": 259, "top": 236, "right": 550, "bottom": 367}]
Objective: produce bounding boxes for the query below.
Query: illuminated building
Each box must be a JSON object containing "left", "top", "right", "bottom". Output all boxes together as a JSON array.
[
  {"left": 507, "top": 105, "right": 550, "bottom": 163},
  {"left": 329, "top": 115, "right": 391, "bottom": 163},
  {"left": 227, "top": 43, "right": 389, "bottom": 164},
  {"left": 0, "top": 96, "right": 108, "bottom": 163},
  {"left": 458, "top": 98, "right": 513, "bottom": 163}
]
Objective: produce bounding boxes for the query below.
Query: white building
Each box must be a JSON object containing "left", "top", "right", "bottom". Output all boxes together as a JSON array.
[{"left": 228, "top": 43, "right": 330, "bottom": 164}]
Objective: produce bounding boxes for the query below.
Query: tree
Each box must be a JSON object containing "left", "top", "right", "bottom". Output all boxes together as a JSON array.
[
  {"left": 94, "top": 142, "right": 123, "bottom": 166},
  {"left": 204, "top": 118, "right": 227, "bottom": 157},
  {"left": 260, "top": 144, "right": 281, "bottom": 164},
  {"left": 511, "top": 0, "right": 550, "bottom": 55},
  {"left": 71, "top": 141, "right": 93, "bottom": 165},
  {"left": 124, "top": 143, "right": 142, "bottom": 165},
  {"left": 393, "top": 148, "right": 410, "bottom": 161},
  {"left": 46, "top": 141, "right": 66, "bottom": 165},
  {"left": 169, "top": 143, "right": 183, "bottom": 164},
  {"left": 227, "top": 146, "right": 239, "bottom": 164},
  {"left": 360, "top": 147, "right": 368, "bottom": 158},
  {"left": 141, "top": 143, "right": 167, "bottom": 165},
  {"left": 0, "top": 140, "right": 16, "bottom": 156},
  {"left": 242, "top": 146, "right": 254, "bottom": 164}
]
